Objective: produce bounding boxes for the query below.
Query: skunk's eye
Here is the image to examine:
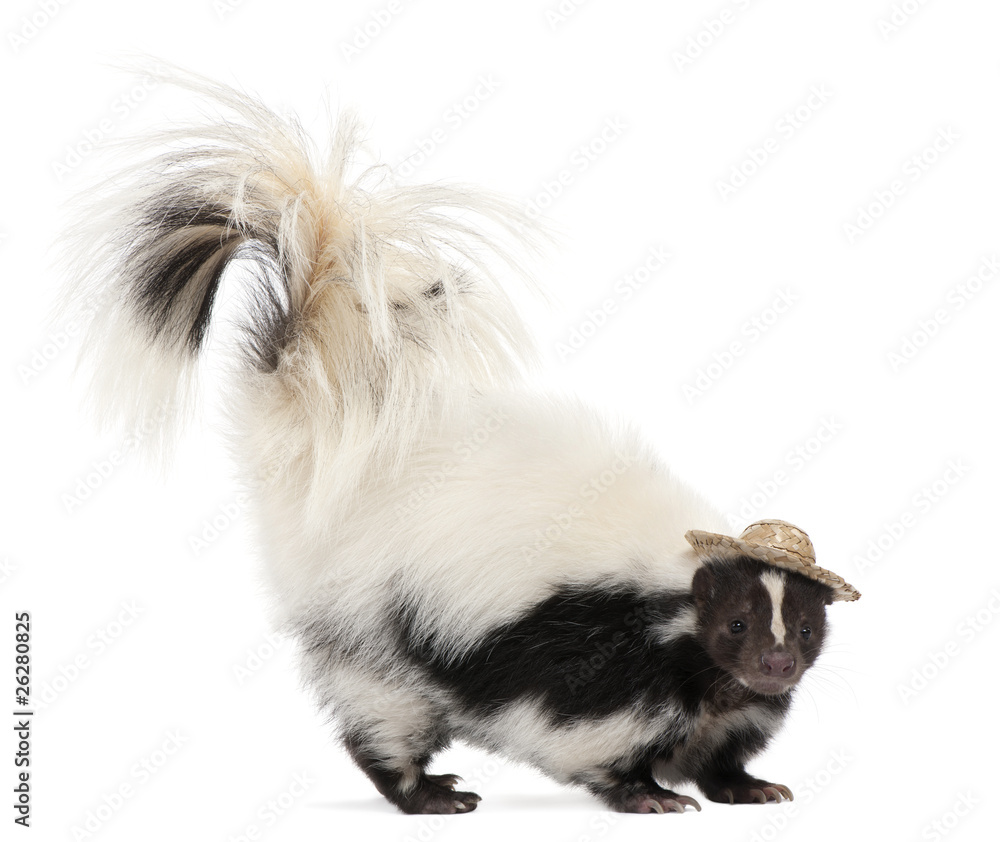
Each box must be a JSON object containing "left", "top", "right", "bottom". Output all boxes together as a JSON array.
[
  {"left": 800, "top": 625, "right": 812, "bottom": 640},
  {"left": 730, "top": 620, "right": 745, "bottom": 634}
]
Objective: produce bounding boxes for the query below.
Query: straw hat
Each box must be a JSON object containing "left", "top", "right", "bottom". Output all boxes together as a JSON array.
[{"left": 685, "top": 519, "right": 860, "bottom": 602}]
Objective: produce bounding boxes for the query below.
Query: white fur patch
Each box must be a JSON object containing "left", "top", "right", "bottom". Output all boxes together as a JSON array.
[
  {"left": 249, "top": 390, "right": 732, "bottom": 660},
  {"left": 655, "top": 604, "right": 698, "bottom": 645},
  {"left": 760, "top": 571, "right": 786, "bottom": 646},
  {"left": 456, "top": 698, "right": 683, "bottom": 784},
  {"left": 304, "top": 658, "right": 443, "bottom": 770}
]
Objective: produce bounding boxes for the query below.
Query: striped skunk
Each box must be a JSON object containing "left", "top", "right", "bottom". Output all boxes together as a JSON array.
[{"left": 62, "top": 68, "right": 859, "bottom": 815}]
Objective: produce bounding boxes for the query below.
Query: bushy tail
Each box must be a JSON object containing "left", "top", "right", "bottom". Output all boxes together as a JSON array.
[{"left": 62, "top": 66, "right": 542, "bottom": 504}]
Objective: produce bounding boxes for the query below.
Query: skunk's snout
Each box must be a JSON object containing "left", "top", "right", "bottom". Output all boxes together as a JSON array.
[{"left": 760, "top": 650, "right": 795, "bottom": 677}]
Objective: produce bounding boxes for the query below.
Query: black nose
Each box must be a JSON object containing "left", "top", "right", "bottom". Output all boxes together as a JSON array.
[{"left": 761, "top": 651, "right": 796, "bottom": 676}]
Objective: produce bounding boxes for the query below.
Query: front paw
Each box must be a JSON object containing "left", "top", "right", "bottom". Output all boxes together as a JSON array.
[
  {"left": 608, "top": 790, "right": 702, "bottom": 814},
  {"left": 705, "top": 779, "right": 793, "bottom": 805}
]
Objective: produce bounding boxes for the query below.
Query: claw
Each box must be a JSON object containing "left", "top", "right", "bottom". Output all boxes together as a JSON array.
[
  {"left": 774, "top": 785, "right": 794, "bottom": 801},
  {"left": 762, "top": 786, "right": 791, "bottom": 802},
  {"left": 721, "top": 788, "right": 734, "bottom": 805},
  {"left": 626, "top": 792, "right": 700, "bottom": 813},
  {"left": 453, "top": 801, "right": 467, "bottom": 812},
  {"left": 748, "top": 788, "right": 767, "bottom": 804}
]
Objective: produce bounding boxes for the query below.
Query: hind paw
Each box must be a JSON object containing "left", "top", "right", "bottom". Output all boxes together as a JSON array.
[
  {"left": 398, "top": 773, "right": 481, "bottom": 814},
  {"left": 613, "top": 792, "right": 702, "bottom": 814}
]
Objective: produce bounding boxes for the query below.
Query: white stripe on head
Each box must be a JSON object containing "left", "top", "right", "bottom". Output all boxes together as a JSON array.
[{"left": 759, "top": 570, "right": 786, "bottom": 646}]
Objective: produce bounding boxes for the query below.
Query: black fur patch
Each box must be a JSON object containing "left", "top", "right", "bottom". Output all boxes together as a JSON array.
[
  {"left": 129, "top": 197, "right": 237, "bottom": 351},
  {"left": 236, "top": 242, "right": 295, "bottom": 372},
  {"left": 126, "top": 189, "right": 290, "bottom": 365},
  {"left": 398, "top": 584, "right": 720, "bottom": 722}
]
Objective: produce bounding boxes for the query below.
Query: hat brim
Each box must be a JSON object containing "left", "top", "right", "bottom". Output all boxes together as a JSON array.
[{"left": 685, "top": 529, "right": 861, "bottom": 602}]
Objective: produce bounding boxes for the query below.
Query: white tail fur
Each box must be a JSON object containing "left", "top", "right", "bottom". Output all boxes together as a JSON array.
[{"left": 62, "top": 66, "right": 544, "bottom": 508}]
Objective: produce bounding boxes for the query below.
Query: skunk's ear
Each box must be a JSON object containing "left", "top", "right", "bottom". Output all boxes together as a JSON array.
[{"left": 692, "top": 566, "right": 714, "bottom": 611}]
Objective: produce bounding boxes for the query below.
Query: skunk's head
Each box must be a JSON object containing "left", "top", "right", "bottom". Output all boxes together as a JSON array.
[{"left": 692, "top": 557, "right": 834, "bottom": 696}]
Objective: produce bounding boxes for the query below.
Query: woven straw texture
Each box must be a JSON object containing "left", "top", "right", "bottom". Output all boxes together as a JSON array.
[{"left": 685, "top": 519, "right": 861, "bottom": 602}]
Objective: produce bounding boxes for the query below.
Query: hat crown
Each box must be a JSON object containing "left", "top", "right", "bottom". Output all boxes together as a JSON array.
[{"left": 739, "top": 519, "right": 815, "bottom": 564}]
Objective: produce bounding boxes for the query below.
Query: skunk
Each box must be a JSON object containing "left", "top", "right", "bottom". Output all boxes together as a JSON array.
[{"left": 62, "top": 69, "right": 858, "bottom": 815}]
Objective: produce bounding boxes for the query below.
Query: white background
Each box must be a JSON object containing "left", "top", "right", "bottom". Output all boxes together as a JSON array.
[{"left": 3, "top": 1, "right": 999, "bottom": 840}]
